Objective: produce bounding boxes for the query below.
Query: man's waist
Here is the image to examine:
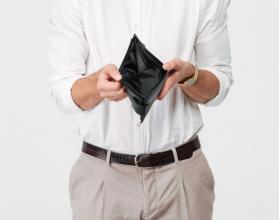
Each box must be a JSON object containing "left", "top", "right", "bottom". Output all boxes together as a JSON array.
[{"left": 81, "top": 135, "right": 201, "bottom": 167}]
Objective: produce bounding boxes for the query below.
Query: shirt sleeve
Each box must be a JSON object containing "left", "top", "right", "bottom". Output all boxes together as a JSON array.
[
  {"left": 47, "top": 1, "right": 89, "bottom": 113},
  {"left": 194, "top": 0, "right": 233, "bottom": 107}
]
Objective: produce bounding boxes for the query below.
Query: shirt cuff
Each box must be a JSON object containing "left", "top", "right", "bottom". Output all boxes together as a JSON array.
[
  {"left": 201, "top": 67, "right": 233, "bottom": 107},
  {"left": 49, "top": 74, "right": 87, "bottom": 113}
]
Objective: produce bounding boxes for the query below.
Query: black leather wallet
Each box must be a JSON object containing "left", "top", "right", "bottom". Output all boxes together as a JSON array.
[{"left": 119, "top": 34, "right": 168, "bottom": 123}]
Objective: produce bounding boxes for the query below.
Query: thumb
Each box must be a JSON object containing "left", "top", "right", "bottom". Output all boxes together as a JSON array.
[{"left": 109, "top": 70, "right": 122, "bottom": 81}]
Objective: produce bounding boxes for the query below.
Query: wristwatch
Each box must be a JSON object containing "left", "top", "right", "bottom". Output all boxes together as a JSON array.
[{"left": 177, "top": 64, "right": 199, "bottom": 87}]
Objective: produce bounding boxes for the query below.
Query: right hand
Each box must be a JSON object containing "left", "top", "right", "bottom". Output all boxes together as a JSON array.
[{"left": 96, "top": 64, "right": 127, "bottom": 101}]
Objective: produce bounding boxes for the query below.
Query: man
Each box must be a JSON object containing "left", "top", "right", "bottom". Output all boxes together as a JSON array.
[{"left": 48, "top": 0, "right": 233, "bottom": 219}]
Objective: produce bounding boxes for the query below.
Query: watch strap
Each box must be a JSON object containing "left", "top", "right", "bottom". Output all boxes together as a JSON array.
[{"left": 177, "top": 65, "right": 199, "bottom": 87}]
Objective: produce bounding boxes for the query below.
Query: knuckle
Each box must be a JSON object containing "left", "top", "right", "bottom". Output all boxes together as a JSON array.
[
  {"left": 176, "top": 58, "right": 182, "bottom": 63},
  {"left": 175, "top": 59, "right": 182, "bottom": 67},
  {"left": 104, "top": 64, "right": 114, "bottom": 72},
  {"left": 103, "top": 64, "right": 110, "bottom": 71},
  {"left": 107, "top": 63, "right": 117, "bottom": 70},
  {"left": 98, "top": 70, "right": 105, "bottom": 78}
]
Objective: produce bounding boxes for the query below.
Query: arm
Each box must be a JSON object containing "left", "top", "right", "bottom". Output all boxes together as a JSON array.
[
  {"left": 48, "top": 2, "right": 91, "bottom": 113},
  {"left": 188, "top": 0, "right": 233, "bottom": 106},
  {"left": 70, "top": 71, "right": 103, "bottom": 111},
  {"left": 48, "top": 2, "right": 127, "bottom": 113},
  {"left": 71, "top": 64, "right": 127, "bottom": 111},
  {"left": 177, "top": 69, "right": 220, "bottom": 104},
  {"left": 158, "top": 0, "right": 233, "bottom": 106},
  {"left": 177, "top": 22, "right": 233, "bottom": 106}
]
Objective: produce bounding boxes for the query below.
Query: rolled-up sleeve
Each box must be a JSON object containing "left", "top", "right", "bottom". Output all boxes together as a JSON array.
[
  {"left": 47, "top": 1, "right": 89, "bottom": 113},
  {"left": 195, "top": 0, "right": 233, "bottom": 106}
]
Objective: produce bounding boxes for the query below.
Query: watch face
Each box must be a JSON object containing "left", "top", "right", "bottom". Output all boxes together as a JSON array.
[
  {"left": 185, "top": 67, "right": 198, "bottom": 86},
  {"left": 186, "top": 78, "right": 196, "bottom": 86}
]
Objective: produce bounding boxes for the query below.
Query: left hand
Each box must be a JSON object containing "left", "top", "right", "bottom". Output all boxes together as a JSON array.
[{"left": 157, "top": 58, "right": 195, "bottom": 100}]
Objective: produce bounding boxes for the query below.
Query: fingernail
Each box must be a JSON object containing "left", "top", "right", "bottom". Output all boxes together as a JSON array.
[
  {"left": 117, "top": 74, "right": 122, "bottom": 80},
  {"left": 163, "top": 64, "right": 169, "bottom": 70}
]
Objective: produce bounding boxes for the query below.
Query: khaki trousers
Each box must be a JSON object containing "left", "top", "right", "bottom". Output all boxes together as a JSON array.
[{"left": 69, "top": 147, "right": 215, "bottom": 220}]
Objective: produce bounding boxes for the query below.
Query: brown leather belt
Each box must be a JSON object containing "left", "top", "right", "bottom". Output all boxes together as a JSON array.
[{"left": 82, "top": 136, "right": 201, "bottom": 167}]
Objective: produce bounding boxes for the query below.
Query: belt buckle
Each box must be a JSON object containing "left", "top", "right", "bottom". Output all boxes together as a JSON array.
[
  {"left": 134, "top": 153, "right": 140, "bottom": 167},
  {"left": 134, "top": 153, "right": 145, "bottom": 167},
  {"left": 134, "top": 153, "right": 153, "bottom": 167}
]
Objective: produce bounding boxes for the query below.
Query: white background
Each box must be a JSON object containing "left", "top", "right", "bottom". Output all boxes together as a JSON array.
[{"left": 0, "top": 0, "right": 278, "bottom": 219}]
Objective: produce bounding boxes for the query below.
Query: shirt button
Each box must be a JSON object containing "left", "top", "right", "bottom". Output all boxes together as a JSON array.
[
  {"left": 137, "top": 122, "right": 141, "bottom": 127},
  {"left": 134, "top": 23, "right": 138, "bottom": 29}
]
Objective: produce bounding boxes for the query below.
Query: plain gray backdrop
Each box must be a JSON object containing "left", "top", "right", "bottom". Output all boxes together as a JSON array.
[{"left": 0, "top": 0, "right": 278, "bottom": 219}]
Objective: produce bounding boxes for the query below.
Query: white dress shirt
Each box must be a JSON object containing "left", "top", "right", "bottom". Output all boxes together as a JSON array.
[{"left": 48, "top": 0, "right": 233, "bottom": 154}]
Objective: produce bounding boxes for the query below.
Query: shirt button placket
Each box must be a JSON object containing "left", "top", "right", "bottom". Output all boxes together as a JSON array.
[
  {"left": 133, "top": 0, "right": 144, "bottom": 153},
  {"left": 135, "top": 113, "right": 144, "bottom": 153},
  {"left": 134, "top": 0, "right": 141, "bottom": 36}
]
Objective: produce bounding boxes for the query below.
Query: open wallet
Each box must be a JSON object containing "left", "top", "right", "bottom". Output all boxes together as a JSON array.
[{"left": 119, "top": 34, "right": 168, "bottom": 123}]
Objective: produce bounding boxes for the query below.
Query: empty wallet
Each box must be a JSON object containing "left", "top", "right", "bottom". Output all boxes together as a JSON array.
[{"left": 119, "top": 33, "right": 168, "bottom": 123}]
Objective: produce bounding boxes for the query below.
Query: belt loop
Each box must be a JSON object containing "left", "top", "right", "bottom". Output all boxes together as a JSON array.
[
  {"left": 171, "top": 147, "right": 179, "bottom": 164},
  {"left": 106, "top": 150, "right": 111, "bottom": 166}
]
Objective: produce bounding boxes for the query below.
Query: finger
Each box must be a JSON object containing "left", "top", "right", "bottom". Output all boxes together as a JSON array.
[
  {"left": 103, "top": 65, "right": 122, "bottom": 80},
  {"left": 162, "top": 58, "right": 183, "bottom": 71},
  {"left": 110, "top": 93, "right": 128, "bottom": 101},
  {"left": 101, "top": 64, "right": 122, "bottom": 81},
  {"left": 100, "top": 86, "right": 126, "bottom": 98},
  {"left": 157, "top": 74, "right": 177, "bottom": 100},
  {"left": 101, "top": 79, "right": 122, "bottom": 91},
  {"left": 107, "top": 70, "right": 122, "bottom": 81},
  {"left": 107, "top": 92, "right": 127, "bottom": 101}
]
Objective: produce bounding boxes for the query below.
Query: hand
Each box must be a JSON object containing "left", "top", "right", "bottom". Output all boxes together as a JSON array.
[
  {"left": 97, "top": 64, "right": 127, "bottom": 101},
  {"left": 157, "top": 58, "right": 195, "bottom": 100}
]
